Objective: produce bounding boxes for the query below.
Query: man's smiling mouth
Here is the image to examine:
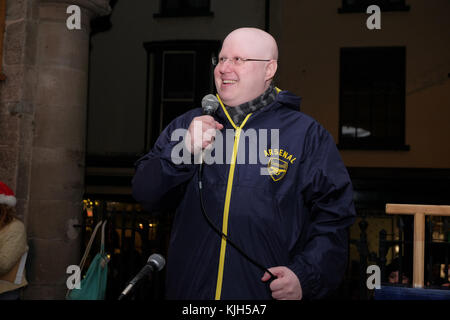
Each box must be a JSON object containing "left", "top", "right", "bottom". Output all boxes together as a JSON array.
[{"left": 223, "top": 80, "right": 237, "bottom": 84}]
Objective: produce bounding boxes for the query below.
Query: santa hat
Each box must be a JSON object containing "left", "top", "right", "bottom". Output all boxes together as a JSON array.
[{"left": 0, "top": 181, "right": 17, "bottom": 207}]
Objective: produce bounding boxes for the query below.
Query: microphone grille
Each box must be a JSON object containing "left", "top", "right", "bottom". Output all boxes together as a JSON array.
[
  {"left": 201, "top": 94, "right": 219, "bottom": 115},
  {"left": 148, "top": 253, "right": 165, "bottom": 271}
]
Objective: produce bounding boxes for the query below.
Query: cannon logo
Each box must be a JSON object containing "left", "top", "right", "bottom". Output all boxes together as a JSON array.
[
  {"left": 264, "top": 148, "right": 296, "bottom": 181},
  {"left": 267, "top": 157, "right": 289, "bottom": 182}
]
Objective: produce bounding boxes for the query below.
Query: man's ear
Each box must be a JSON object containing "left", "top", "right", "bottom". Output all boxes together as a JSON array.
[{"left": 265, "top": 60, "right": 278, "bottom": 81}]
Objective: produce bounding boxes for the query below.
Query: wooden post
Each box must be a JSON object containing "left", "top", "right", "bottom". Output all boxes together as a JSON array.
[
  {"left": 386, "top": 204, "right": 450, "bottom": 288},
  {"left": 413, "top": 212, "right": 425, "bottom": 288}
]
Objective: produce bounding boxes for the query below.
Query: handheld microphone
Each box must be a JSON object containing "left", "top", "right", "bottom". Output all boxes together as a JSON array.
[
  {"left": 118, "top": 253, "right": 165, "bottom": 300},
  {"left": 198, "top": 94, "right": 220, "bottom": 165},
  {"left": 201, "top": 94, "right": 219, "bottom": 115}
]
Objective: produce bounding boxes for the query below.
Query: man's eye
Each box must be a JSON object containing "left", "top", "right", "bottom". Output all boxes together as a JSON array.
[
  {"left": 234, "top": 57, "right": 242, "bottom": 63},
  {"left": 219, "top": 57, "right": 227, "bottom": 63}
]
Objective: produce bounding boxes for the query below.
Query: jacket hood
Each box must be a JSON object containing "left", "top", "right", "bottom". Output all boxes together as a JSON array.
[{"left": 274, "top": 90, "right": 302, "bottom": 111}]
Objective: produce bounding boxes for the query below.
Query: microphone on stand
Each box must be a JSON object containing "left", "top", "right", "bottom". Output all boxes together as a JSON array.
[{"left": 118, "top": 253, "right": 165, "bottom": 300}]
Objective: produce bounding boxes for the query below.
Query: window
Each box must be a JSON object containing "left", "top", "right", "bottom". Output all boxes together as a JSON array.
[
  {"left": 155, "top": 0, "right": 213, "bottom": 17},
  {"left": 338, "top": 47, "right": 409, "bottom": 150},
  {"left": 143, "top": 41, "right": 220, "bottom": 151},
  {"left": 160, "top": 51, "right": 196, "bottom": 130},
  {"left": 338, "top": 0, "right": 410, "bottom": 13},
  {"left": 163, "top": 51, "right": 196, "bottom": 100}
]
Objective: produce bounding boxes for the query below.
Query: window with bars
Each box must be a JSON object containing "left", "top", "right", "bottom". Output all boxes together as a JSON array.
[
  {"left": 338, "top": 47, "right": 409, "bottom": 150},
  {"left": 155, "top": 0, "right": 213, "bottom": 17},
  {"left": 338, "top": 0, "right": 410, "bottom": 13},
  {"left": 143, "top": 41, "right": 220, "bottom": 151}
]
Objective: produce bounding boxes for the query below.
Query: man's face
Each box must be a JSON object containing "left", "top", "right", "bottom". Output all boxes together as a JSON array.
[{"left": 214, "top": 36, "right": 270, "bottom": 107}]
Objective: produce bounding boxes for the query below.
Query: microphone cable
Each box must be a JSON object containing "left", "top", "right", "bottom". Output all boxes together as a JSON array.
[{"left": 198, "top": 161, "right": 277, "bottom": 282}]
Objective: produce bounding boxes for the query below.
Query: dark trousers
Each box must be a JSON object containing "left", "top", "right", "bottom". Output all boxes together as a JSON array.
[{"left": 0, "top": 288, "right": 21, "bottom": 300}]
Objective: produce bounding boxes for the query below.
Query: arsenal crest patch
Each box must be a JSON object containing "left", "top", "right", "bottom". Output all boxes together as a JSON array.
[{"left": 267, "top": 157, "right": 289, "bottom": 182}]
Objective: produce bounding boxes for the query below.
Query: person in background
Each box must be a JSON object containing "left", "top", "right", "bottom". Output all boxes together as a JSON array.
[
  {"left": 385, "top": 257, "right": 412, "bottom": 285},
  {"left": 0, "top": 181, "right": 28, "bottom": 300}
]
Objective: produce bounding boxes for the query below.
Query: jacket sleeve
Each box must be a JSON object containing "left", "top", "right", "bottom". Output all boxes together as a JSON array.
[
  {"left": 288, "top": 122, "right": 356, "bottom": 299},
  {"left": 132, "top": 114, "right": 198, "bottom": 212},
  {"left": 0, "top": 220, "right": 28, "bottom": 275}
]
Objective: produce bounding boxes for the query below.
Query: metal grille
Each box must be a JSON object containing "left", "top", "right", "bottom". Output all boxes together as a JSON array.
[{"left": 81, "top": 200, "right": 173, "bottom": 300}]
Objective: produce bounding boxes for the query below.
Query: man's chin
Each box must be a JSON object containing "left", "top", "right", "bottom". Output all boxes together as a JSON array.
[
  {"left": 217, "top": 94, "right": 233, "bottom": 106},
  {"left": 220, "top": 98, "right": 239, "bottom": 107},
  {"left": 218, "top": 93, "right": 245, "bottom": 106}
]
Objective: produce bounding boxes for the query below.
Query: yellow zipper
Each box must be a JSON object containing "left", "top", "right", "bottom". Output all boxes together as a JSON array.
[{"left": 214, "top": 94, "right": 251, "bottom": 300}]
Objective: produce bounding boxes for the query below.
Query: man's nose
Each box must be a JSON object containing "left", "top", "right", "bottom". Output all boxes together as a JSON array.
[{"left": 217, "top": 59, "right": 233, "bottom": 73}]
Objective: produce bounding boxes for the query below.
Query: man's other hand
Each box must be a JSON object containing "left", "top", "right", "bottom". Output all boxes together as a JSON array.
[{"left": 261, "top": 266, "right": 303, "bottom": 300}]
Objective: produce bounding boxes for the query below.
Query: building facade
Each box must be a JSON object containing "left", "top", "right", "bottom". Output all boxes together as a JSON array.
[{"left": 0, "top": 0, "right": 449, "bottom": 299}]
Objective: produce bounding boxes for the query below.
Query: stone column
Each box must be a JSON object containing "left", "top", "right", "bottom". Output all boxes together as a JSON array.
[
  {"left": 0, "top": 0, "right": 38, "bottom": 211},
  {"left": 0, "top": 0, "right": 110, "bottom": 299}
]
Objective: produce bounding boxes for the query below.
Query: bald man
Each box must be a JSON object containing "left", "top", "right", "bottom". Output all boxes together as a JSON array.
[
  {"left": 214, "top": 28, "right": 278, "bottom": 107},
  {"left": 133, "top": 28, "right": 355, "bottom": 300}
]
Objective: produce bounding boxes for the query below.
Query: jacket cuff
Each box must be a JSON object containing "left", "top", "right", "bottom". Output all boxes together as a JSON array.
[{"left": 288, "top": 260, "right": 320, "bottom": 300}]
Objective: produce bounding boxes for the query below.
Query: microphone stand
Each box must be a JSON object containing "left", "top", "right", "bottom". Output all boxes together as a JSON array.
[
  {"left": 118, "top": 266, "right": 156, "bottom": 300},
  {"left": 118, "top": 279, "right": 144, "bottom": 301}
]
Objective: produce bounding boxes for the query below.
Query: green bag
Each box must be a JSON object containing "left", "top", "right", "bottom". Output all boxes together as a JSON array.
[{"left": 67, "top": 221, "right": 109, "bottom": 300}]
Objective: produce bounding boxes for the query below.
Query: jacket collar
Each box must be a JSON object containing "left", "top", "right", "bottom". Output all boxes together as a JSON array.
[{"left": 214, "top": 88, "right": 302, "bottom": 127}]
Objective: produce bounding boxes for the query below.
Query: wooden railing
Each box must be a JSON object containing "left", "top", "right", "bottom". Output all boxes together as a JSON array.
[{"left": 386, "top": 204, "right": 450, "bottom": 288}]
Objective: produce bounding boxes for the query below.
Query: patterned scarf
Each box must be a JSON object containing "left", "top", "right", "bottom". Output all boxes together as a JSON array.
[{"left": 224, "top": 84, "right": 277, "bottom": 126}]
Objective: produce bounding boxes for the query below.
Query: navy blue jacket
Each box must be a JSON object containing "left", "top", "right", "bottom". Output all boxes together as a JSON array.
[{"left": 132, "top": 90, "right": 356, "bottom": 300}]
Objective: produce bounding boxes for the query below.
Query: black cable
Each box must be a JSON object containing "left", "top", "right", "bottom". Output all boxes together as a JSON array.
[{"left": 198, "top": 162, "right": 277, "bottom": 282}]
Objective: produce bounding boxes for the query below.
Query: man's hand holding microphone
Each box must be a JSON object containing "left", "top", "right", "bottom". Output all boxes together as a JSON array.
[
  {"left": 185, "top": 115, "right": 223, "bottom": 155},
  {"left": 185, "top": 94, "right": 223, "bottom": 156}
]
